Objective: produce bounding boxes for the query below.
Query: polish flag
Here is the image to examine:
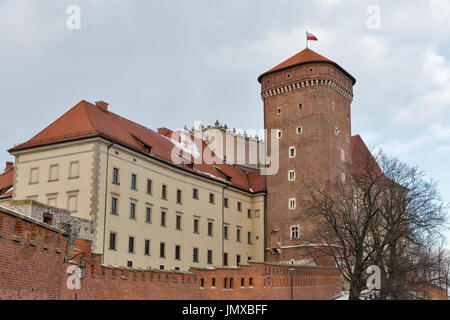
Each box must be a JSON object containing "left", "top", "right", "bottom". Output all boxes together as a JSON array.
[{"left": 306, "top": 31, "right": 318, "bottom": 41}]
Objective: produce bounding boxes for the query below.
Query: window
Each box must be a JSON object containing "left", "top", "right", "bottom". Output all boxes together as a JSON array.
[
  {"left": 200, "top": 279, "right": 204, "bottom": 288},
  {"left": 67, "top": 193, "right": 78, "bottom": 212},
  {"left": 194, "top": 217, "right": 200, "bottom": 234},
  {"left": 161, "top": 210, "right": 167, "bottom": 227},
  {"left": 248, "top": 232, "right": 252, "bottom": 244},
  {"left": 241, "top": 278, "right": 245, "bottom": 287},
  {"left": 131, "top": 174, "right": 137, "bottom": 190},
  {"left": 289, "top": 146, "right": 296, "bottom": 158},
  {"left": 109, "top": 232, "right": 116, "bottom": 250},
  {"left": 249, "top": 278, "right": 253, "bottom": 286},
  {"left": 289, "top": 198, "right": 296, "bottom": 210},
  {"left": 47, "top": 194, "right": 57, "bottom": 208},
  {"left": 297, "top": 126, "right": 303, "bottom": 135},
  {"left": 193, "top": 247, "right": 199, "bottom": 263},
  {"left": 146, "top": 179, "right": 152, "bottom": 194},
  {"left": 176, "top": 214, "right": 182, "bottom": 230},
  {"left": 277, "top": 107, "right": 281, "bottom": 114},
  {"left": 335, "top": 127, "right": 339, "bottom": 136},
  {"left": 223, "top": 253, "right": 228, "bottom": 266},
  {"left": 175, "top": 245, "right": 181, "bottom": 260},
  {"left": 193, "top": 188, "right": 198, "bottom": 199},
  {"left": 209, "top": 193, "right": 215, "bottom": 204},
  {"left": 299, "top": 103, "right": 303, "bottom": 110},
  {"left": 207, "top": 220, "right": 213, "bottom": 236},
  {"left": 288, "top": 170, "right": 295, "bottom": 181},
  {"left": 223, "top": 224, "right": 229, "bottom": 240},
  {"left": 342, "top": 172, "right": 346, "bottom": 183},
  {"left": 129, "top": 202, "right": 136, "bottom": 219},
  {"left": 144, "top": 240, "right": 150, "bottom": 255},
  {"left": 127, "top": 261, "right": 133, "bottom": 268},
  {"left": 236, "top": 255, "right": 241, "bottom": 266},
  {"left": 212, "top": 277, "right": 216, "bottom": 287},
  {"left": 162, "top": 184, "right": 167, "bottom": 200},
  {"left": 159, "top": 265, "right": 164, "bottom": 270},
  {"left": 111, "top": 197, "right": 118, "bottom": 215},
  {"left": 49, "top": 164, "right": 59, "bottom": 182},
  {"left": 237, "top": 201, "right": 242, "bottom": 212},
  {"left": 69, "top": 161, "right": 79, "bottom": 179},
  {"left": 176, "top": 189, "right": 182, "bottom": 204},
  {"left": 254, "top": 209, "right": 260, "bottom": 218},
  {"left": 160, "top": 242, "right": 166, "bottom": 258},
  {"left": 332, "top": 102, "right": 335, "bottom": 110},
  {"left": 112, "top": 168, "right": 119, "bottom": 184},
  {"left": 128, "top": 236, "right": 134, "bottom": 253},
  {"left": 236, "top": 227, "right": 241, "bottom": 242},
  {"left": 290, "top": 225, "right": 300, "bottom": 239},
  {"left": 247, "top": 209, "right": 252, "bottom": 218},
  {"left": 341, "top": 149, "right": 345, "bottom": 162},
  {"left": 207, "top": 250, "right": 213, "bottom": 265},
  {"left": 346, "top": 135, "right": 350, "bottom": 143},
  {"left": 224, "top": 197, "right": 229, "bottom": 208},
  {"left": 30, "top": 168, "right": 39, "bottom": 184},
  {"left": 277, "top": 130, "right": 282, "bottom": 138},
  {"left": 145, "top": 206, "right": 152, "bottom": 223}
]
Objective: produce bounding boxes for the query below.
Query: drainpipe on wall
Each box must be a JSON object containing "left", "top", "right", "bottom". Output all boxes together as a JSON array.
[{"left": 102, "top": 141, "right": 114, "bottom": 264}]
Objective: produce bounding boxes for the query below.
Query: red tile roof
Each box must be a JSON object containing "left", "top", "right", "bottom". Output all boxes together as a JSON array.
[
  {"left": 258, "top": 48, "right": 356, "bottom": 84},
  {"left": 0, "top": 167, "right": 14, "bottom": 199},
  {"left": 9, "top": 101, "right": 266, "bottom": 193}
]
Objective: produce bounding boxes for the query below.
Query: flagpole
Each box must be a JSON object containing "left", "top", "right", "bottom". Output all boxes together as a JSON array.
[{"left": 305, "top": 31, "right": 308, "bottom": 48}]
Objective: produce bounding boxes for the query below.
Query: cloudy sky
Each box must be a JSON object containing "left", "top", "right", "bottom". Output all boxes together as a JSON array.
[{"left": 1, "top": 0, "right": 449, "bottom": 243}]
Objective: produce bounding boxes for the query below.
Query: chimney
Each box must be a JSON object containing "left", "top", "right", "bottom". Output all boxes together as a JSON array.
[
  {"left": 95, "top": 101, "right": 109, "bottom": 111},
  {"left": 157, "top": 127, "right": 172, "bottom": 136},
  {"left": 5, "top": 161, "right": 13, "bottom": 172}
]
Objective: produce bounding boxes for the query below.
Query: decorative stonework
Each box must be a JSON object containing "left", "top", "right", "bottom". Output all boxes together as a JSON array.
[
  {"left": 261, "top": 78, "right": 353, "bottom": 101},
  {"left": 89, "top": 143, "right": 101, "bottom": 253}
]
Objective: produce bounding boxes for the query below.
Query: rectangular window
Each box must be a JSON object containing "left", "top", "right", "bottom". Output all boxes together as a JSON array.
[
  {"left": 212, "top": 278, "right": 216, "bottom": 287},
  {"left": 290, "top": 225, "right": 300, "bottom": 239},
  {"left": 341, "top": 149, "right": 345, "bottom": 162},
  {"left": 289, "top": 198, "right": 296, "bottom": 210},
  {"left": 193, "top": 247, "right": 199, "bottom": 263},
  {"left": 335, "top": 127, "right": 339, "bottom": 136},
  {"left": 297, "top": 126, "right": 303, "bottom": 135},
  {"left": 147, "top": 179, "right": 152, "bottom": 194},
  {"left": 247, "top": 232, "right": 252, "bottom": 244},
  {"left": 209, "top": 193, "right": 214, "bottom": 204},
  {"left": 247, "top": 209, "right": 252, "bottom": 218},
  {"left": 193, "top": 188, "right": 198, "bottom": 199},
  {"left": 47, "top": 196, "right": 57, "bottom": 208},
  {"left": 112, "top": 168, "right": 119, "bottom": 184},
  {"left": 176, "top": 189, "right": 182, "bottom": 204},
  {"left": 237, "top": 202, "right": 242, "bottom": 212},
  {"left": 236, "top": 228, "right": 241, "bottom": 242},
  {"left": 224, "top": 197, "right": 229, "bottom": 208},
  {"left": 223, "top": 224, "right": 229, "bottom": 240},
  {"left": 288, "top": 170, "right": 295, "bottom": 181},
  {"left": 223, "top": 253, "right": 228, "bottom": 266},
  {"left": 128, "top": 236, "right": 134, "bottom": 253},
  {"left": 144, "top": 239, "right": 150, "bottom": 255},
  {"left": 176, "top": 214, "right": 182, "bottom": 230},
  {"left": 207, "top": 221, "right": 213, "bottom": 236},
  {"left": 162, "top": 184, "right": 167, "bottom": 200},
  {"left": 69, "top": 161, "right": 79, "bottom": 179},
  {"left": 175, "top": 245, "right": 181, "bottom": 260},
  {"left": 289, "top": 146, "right": 296, "bottom": 158},
  {"left": 145, "top": 206, "right": 152, "bottom": 223},
  {"left": 109, "top": 232, "right": 116, "bottom": 250},
  {"left": 194, "top": 217, "right": 200, "bottom": 234},
  {"left": 160, "top": 242, "right": 165, "bottom": 258},
  {"left": 161, "top": 211, "right": 166, "bottom": 227},
  {"left": 127, "top": 261, "right": 133, "bottom": 268},
  {"left": 130, "top": 202, "right": 136, "bottom": 219},
  {"left": 30, "top": 168, "right": 39, "bottom": 184},
  {"left": 236, "top": 254, "right": 241, "bottom": 266},
  {"left": 131, "top": 174, "right": 137, "bottom": 190},
  {"left": 67, "top": 194, "right": 78, "bottom": 212},
  {"left": 49, "top": 164, "right": 59, "bottom": 181},
  {"left": 207, "top": 250, "right": 213, "bottom": 265},
  {"left": 111, "top": 197, "right": 118, "bottom": 215},
  {"left": 249, "top": 278, "right": 253, "bottom": 286}
]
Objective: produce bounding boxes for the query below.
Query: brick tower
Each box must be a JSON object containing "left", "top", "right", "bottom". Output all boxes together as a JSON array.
[{"left": 259, "top": 48, "right": 356, "bottom": 265}]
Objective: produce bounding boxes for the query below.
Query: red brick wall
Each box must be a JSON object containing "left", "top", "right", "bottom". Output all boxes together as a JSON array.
[{"left": 0, "top": 210, "right": 68, "bottom": 299}]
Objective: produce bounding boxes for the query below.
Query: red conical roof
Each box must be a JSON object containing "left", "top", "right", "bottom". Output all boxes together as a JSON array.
[{"left": 258, "top": 48, "right": 355, "bottom": 84}]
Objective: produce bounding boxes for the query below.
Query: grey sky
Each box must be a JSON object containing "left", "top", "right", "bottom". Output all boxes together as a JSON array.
[{"left": 1, "top": 0, "right": 449, "bottom": 244}]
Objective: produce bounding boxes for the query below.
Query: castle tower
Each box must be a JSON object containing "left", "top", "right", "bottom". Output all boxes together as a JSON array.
[{"left": 259, "top": 48, "right": 356, "bottom": 265}]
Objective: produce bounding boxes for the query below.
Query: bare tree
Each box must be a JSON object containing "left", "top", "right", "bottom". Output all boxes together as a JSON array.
[{"left": 306, "top": 146, "right": 448, "bottom": 300}]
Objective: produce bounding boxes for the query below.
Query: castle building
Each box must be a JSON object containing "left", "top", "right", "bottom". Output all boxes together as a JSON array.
[{"left": 3, "top": 48, "right": 367, "bottom": 271}]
